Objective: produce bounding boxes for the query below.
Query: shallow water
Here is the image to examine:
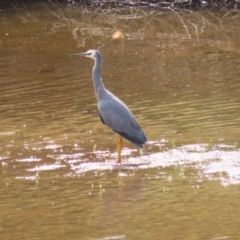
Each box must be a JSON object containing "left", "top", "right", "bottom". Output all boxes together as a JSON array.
[{"left": 0, "top": 2, "right": 240, "bottom": 240}]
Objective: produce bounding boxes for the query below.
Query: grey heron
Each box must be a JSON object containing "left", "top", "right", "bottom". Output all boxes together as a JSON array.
[{"left": 72, "top": 49, "right": 147, "bottom": 163}]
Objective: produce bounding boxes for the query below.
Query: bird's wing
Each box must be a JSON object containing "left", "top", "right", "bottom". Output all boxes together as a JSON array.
[{"left": 98, "top": 97, "right": 141, "bottom": 134}]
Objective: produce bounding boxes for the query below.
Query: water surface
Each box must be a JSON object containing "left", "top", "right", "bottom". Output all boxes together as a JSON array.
[{"left": 0, "top": 3, "right": 240, "bottom": 239}]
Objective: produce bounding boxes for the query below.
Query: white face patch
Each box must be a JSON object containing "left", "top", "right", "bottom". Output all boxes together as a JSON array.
[
  {"left": 85, "top": 50, "right": 95, "bottom": 60},
  {"left": 89, "top": 50, "right": 100, "bottom": 58}
]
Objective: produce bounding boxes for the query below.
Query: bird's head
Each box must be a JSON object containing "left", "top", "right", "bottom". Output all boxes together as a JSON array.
[{"left": 72, "top": 49, "right": 100, "bottom": 60}]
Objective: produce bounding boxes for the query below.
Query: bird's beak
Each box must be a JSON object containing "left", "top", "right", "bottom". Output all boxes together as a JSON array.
[{"left": 71, "top": 52, "right": 89, "bottom": 57}]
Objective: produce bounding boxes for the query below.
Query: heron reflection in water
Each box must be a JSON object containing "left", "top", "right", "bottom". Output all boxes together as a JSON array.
[{"left": 72, "top": 50, "right": 147, "bottom": 163}]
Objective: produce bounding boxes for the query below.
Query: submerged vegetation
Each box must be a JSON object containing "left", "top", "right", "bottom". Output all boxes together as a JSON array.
[
  {"left": 12, "top": 0, "right": 240, "bottom": 50},
  {"left": 54, "top": 0, "right": 240, "bottom": 9}
]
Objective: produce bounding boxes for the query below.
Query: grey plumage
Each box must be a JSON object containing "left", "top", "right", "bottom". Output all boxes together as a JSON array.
[
  {"left": 72, "top": 49, "right": 147, "bottom": 152},
  {"left": 98, "top": 92, "right": 146, "bottom": 148}
]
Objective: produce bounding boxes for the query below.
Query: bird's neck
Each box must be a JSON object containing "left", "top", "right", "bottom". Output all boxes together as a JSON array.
[{"left": 92, "top": 55, "right": 107, "bottom": 101}]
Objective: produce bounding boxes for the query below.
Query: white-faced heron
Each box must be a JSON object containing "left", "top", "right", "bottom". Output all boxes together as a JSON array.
[{"left": 72, "top": 49, "right": 147, "bottom": 163}]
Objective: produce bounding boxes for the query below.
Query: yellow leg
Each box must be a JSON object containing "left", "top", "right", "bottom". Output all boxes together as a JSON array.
[{"left": 117, "top": 135, "right": 123, "bottom": 163}]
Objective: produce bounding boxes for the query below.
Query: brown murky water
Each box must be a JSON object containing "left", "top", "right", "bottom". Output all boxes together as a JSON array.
[{"left": 1, "top": 2, "right": 240, "bottom": 239}]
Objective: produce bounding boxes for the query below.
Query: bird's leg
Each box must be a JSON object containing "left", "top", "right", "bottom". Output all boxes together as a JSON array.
[{"left": 117, "top": 135, "right": 123, "bottom": 163}]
